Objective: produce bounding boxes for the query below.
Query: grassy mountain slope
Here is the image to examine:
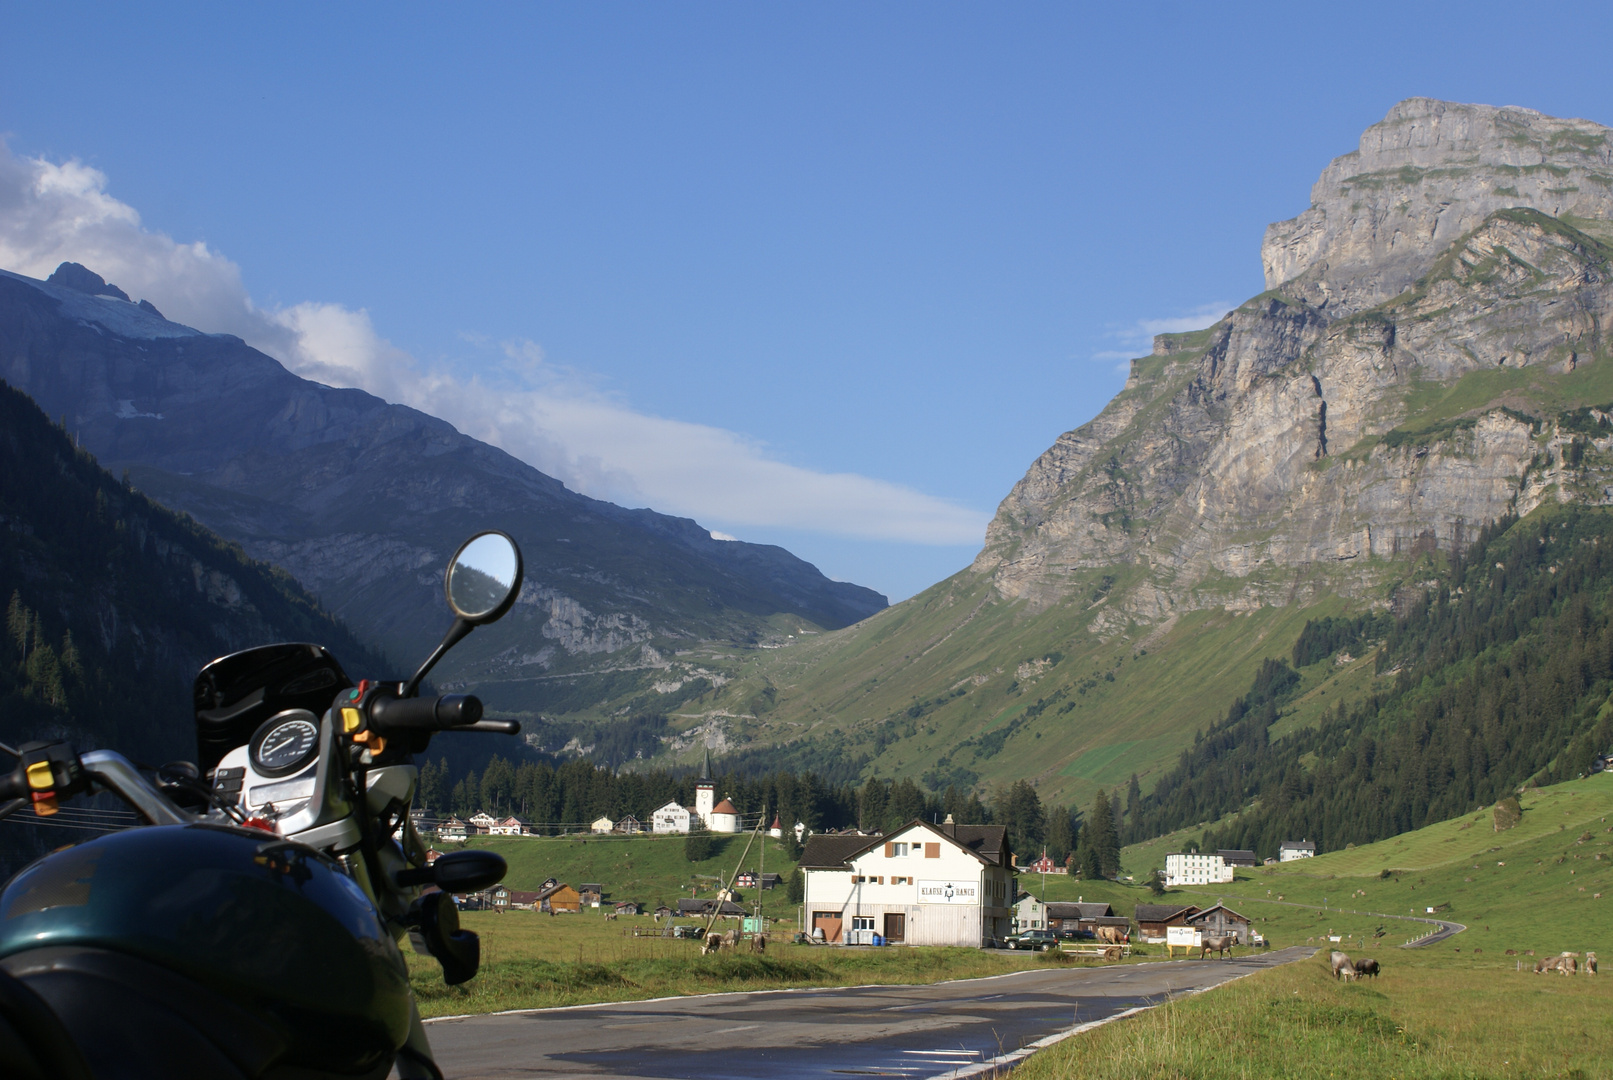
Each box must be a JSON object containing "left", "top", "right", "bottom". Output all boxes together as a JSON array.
[
  {"left": 1157, "top": 774, "right": 1613, "bottom": 958},
  {"left": 1129, "top": 506, "right": 1613, "bottom": 855}
]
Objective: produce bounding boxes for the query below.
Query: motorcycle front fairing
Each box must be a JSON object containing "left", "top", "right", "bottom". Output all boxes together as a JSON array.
[{"left": 0, "top": 822, "right": 413, "bottom": 1077}]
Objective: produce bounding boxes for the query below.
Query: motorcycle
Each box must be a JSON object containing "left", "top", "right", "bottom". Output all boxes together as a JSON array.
[{"left": 0, "top": 530, "right": 528, "bottom": 1080}]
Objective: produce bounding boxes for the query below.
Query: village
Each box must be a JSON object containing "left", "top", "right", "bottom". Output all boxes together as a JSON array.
[{"left": 417, "top": 754, "right": 1324, "bottom": 955}]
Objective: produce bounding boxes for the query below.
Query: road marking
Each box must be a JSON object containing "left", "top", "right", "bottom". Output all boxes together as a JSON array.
[
  {"left": 711, "top": 1024, "right": 760, "bottom": 1035},
  {"left": 902, "top": 1050, "right": 980, "bottom": 1057}
]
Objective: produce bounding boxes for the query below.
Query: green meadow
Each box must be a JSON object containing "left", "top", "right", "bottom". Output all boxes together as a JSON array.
[
  {"left": 434, "top": 829, "right": 801, "bottom": 912},
  {"left": 1015, "top": 776, "right": 1613, "bottom": 1080}
]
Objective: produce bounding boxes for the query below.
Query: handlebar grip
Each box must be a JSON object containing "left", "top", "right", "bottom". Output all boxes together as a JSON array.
[{"left": 369, "top": 694, "right": 484, "bottom": 731}]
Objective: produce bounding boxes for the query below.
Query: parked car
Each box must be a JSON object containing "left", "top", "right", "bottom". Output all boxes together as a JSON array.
[{"left": 1005, "top": 929, "right": 1059, "bottom": 951}]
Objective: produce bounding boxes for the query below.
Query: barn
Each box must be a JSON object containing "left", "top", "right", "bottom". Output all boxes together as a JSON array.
[
  {"left": 1133, "top": 903, "right": 1200, "bottom": 943},
  {"left": 1187, "top": 903, "right": 1253, "bottom": 945},
  {"left": 537, "top": 882, "right": 581, "bottom": 914}
]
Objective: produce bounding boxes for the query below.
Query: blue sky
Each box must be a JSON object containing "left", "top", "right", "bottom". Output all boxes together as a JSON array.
[{"left": 4, "top": 4, "right": 1613, "bottom": 601}]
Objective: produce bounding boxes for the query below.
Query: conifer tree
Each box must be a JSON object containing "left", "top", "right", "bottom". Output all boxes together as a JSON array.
[
  {"left": 1089, "top": 789, "right": 1120, "bottom": 877},
  {"left": 7, "top": 591, "right": 29, "bottom": 659},
  {"left": 1046, "top": 804, "right": 1075, "bottom": 864}
]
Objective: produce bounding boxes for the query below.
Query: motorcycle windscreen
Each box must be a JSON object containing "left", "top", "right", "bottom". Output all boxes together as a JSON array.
[{"left": 193, "top": 643, "right": 352, "bottom": 774}]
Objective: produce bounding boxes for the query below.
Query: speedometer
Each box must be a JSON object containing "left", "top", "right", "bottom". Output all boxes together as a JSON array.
[{"left": 249, "top": 709, "right": 321, "bottom": 777}]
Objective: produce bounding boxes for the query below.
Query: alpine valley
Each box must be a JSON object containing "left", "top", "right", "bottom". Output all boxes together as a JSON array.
[
  {"left": 649, "top": 98, "right": 1613, "bottom": 816},
  {"left": 9, "top": 98, "right": 1613, "bottom": 844}
]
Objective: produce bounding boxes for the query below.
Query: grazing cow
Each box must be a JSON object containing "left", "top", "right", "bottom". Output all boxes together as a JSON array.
[
  {"left": 1094, "top": 925, "right": 1128, "bottom": 945},
  {"left": 1354, "top": 958, "right": 1380, "bottom": 978},
  {"left": 749, "top": 934, "right": 767, "bottom": 955},
  {"left": 1560, "top": 956, "right": 1578, "bottom": 976},
  {"left": 1329, "top": 951, "right": 1354, "bottom": 980},
  {"left": 1200, "top": 934, "right": 1235, "bottom": 960},
  {"left": 1584, "top": 951, "right": 1598, "bottom": 975},
  {"left": 604, "top": 912, "right": 617, "bottom": 921}
]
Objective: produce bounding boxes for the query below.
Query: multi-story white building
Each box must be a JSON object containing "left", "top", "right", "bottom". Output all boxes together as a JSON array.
[
  {"left": 1164, "top": 851, "right": 1234, "bottom": 887},
  {"left": 1279, "top": 840, "right": 1317, "bottom": 862},
  {"left": 801, "top": 816, "right": 1014, "bottom": 947},
  {"left": 651, "top": 800, "right": 692, "bottom": 834}
]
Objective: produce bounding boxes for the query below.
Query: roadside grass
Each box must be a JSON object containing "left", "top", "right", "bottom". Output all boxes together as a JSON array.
[
  {"left": 1013, "top": 947, "right": 1613, "bottom": 1080},
  {"left": 408, "top": 912, "right": 1064, "bottom": 1018}
]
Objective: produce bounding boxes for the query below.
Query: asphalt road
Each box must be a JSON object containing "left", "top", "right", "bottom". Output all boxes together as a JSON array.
[{"left": 426, "top": 946, "right": 1314, "bottom": 1079}]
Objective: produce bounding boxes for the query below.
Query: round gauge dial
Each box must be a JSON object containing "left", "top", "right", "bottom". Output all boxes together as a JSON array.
[{"left": 249, "top": 709, "right": 321, "bottom": 778}]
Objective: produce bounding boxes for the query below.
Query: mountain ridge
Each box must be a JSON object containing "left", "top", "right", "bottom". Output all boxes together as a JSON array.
[{"left": 0, "top": 265, "right": 886, "bottom": 727}]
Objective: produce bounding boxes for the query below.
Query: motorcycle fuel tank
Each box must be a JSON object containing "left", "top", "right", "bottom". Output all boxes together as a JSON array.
[{"left": 0, "top": 823, "right": 412, "bottom": 1071}]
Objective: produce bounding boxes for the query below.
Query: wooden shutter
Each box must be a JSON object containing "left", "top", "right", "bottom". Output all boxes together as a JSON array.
[
  {"left": 925, "top": 842, "right": 940, "bottom": 858},
  {"left": 885, "top": 842, "right": 894, "bottom": 858}
]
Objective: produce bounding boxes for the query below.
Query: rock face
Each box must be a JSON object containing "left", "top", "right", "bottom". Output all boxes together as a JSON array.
[
  {"left": 977, "top": 100, "right": 1613, "bottom": 620},
  {"left": 1264, "top": 98, "right": 1613, "bottom": 315},
  {"left": 0, "top": 267, "right": 886, "bottom": 704}
]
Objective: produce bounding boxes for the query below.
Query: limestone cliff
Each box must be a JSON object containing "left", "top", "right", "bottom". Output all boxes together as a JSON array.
[{"left": 976, "top": 100, "right": 1613, "bottom": 622}]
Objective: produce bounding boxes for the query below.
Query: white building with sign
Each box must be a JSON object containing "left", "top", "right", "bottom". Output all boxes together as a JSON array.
[
  {"left": 800, "top": 816, "right": 1013, "bottom": 947},
  {"left": 1164, "top": 851, "right": 1234, "bottom": 887}
]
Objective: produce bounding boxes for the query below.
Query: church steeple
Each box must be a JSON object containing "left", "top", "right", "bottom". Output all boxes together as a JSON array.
[{"left": 694, "top": 746, "right": 715, "bottom": 826}]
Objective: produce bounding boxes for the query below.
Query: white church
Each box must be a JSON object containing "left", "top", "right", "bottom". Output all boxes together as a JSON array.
[{"left": 649, "top": 751, "right": 742, "bottom": 834}]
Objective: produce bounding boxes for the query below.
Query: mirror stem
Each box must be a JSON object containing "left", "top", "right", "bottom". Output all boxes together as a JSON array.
[{"left": 403, "top": 617, "right": 474, "bottom": 698}]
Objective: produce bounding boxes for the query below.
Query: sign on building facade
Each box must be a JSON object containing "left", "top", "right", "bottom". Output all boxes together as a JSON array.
[{"left": 917, "top": 879, "right": 979, "bottom": 905}]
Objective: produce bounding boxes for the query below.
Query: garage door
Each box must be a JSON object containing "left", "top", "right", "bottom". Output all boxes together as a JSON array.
[{"left": 812, "top": 911, "right": 842, "bottom": 943}]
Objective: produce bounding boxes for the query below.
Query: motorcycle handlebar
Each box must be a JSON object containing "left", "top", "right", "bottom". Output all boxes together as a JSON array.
[
  {"left": 0, "top": 766, "right": 24, "bottom": 803},
  {"left": 368, "top": 693, "right": 484, "bottom": 732}
]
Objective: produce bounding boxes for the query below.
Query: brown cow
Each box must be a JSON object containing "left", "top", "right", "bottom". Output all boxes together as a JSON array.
[
  {"left": 1200, "top": 934, "right": 1235, "bottom": 960},
  {"left": 1094, "top": 925, "right": 1129, "bottom": 944},
  {"left": 1354, "top": 958, "right": 1380, "bottom": 978},
  {"left": 1584, "top": 951, "right": 1598, "bottom": 975},
  {"left": 749, "top": 934, "right": 767, "bottom": 955}
]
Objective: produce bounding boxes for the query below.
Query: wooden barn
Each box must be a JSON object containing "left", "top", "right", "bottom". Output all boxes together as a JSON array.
[
  {"left": 1186, "top": 903, "right": 1252, "bottom": 945},
  {"left": 537, "top": 882, "right": 581, "bottom": 914},
  {"left": 1133, "top": 903, "right": 1200, "bottom": 942}
]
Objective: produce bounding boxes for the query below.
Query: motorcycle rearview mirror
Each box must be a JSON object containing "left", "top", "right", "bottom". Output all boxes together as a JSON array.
[
  {"left": 408, "top": 891, "right": 481, "bottom": 985},
  {"left": 429, "top": 849, "right": 507, "bottom": 893},
  {"left": 402, "top": 531, "right": 524, "bottom": 697}
]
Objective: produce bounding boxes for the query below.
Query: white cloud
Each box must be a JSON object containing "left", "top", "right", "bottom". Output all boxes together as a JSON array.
[
  {"left": 1092, "top": 301, "right": 1231, "bottom": 362},
  {"left": 0, "top": 142, "right": 988, "bottom": 546}
]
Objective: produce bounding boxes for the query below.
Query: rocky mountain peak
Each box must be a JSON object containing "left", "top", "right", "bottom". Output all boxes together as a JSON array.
[
  {"left": 1263, "top": 98, "right": 1613, "bottom": 315},
  {"left": 974, "top": 100, "right": 1613, "bottom": 623},
  {"left": 46, "top": 261, "right": 131, "bottom": 302}
]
